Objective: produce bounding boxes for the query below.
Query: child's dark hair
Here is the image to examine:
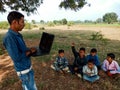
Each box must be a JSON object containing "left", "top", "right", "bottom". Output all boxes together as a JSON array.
[
  {"left": 90, "top": 48, "right": 97, "bottom": 53},
  {"left": 7, "top": 11, "right": 24, "bottom": 25},
  {"left": 58, "top": 49, "right": 64, "bottom": 54},
  {"left": 107, "top": 53, "right": 115, "bottom": 59},
  {"left": 79, "top": 47, "right": 85, "bottom": 52},
  {"left": 88, "top": 59, "right": 94, "bottom": 64}
]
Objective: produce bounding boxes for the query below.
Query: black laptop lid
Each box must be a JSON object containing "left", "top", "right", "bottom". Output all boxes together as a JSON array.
[{"left": 39, "top": 32, "right": 54, "bottom": 54}]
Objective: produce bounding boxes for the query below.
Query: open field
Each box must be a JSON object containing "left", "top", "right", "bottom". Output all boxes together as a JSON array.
[{"left": 0, "top": 25, "right": 120, "bottom": 90}]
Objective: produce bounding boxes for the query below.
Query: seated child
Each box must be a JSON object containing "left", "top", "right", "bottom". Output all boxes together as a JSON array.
[
  {"left": 102, "top": 53, "right": 120, "bottom": 77},
  {"left": 51, "top": 49, "right": 69, "bottom": 73},
  {"left": 69, "top": 43, "right": 87, "bottom": 78},
  {"left": 83, "top": 59, "right": 100, "bottom": 83},
  {"left": 87, "top": 48, "right": 101, "bottom": 70}
]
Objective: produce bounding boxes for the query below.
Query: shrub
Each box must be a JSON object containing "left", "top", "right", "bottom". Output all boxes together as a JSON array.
[
  {"left": 90, "top": 31, "right": 104, "bottom": 40},
  {"left": 47, "top": 22, "right": 54, "bottom": 27},
  {"left": 0, "top": 21, "right": 9, "bottom": 29},
  {"left": 24, "top": 23, "right": 32, "bottom": 29},
  {"left": 39, "top": 27, "right": 45, "bottom": 30}
]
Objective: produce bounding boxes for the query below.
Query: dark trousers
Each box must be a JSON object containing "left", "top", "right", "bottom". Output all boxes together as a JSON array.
[{"left": 68, "top": 65, "right": 83, "bottom": 76}]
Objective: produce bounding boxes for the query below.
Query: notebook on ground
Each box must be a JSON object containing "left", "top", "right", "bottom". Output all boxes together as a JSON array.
[{"left": 32, "top": 32, "right": 55, "bottom": 56}]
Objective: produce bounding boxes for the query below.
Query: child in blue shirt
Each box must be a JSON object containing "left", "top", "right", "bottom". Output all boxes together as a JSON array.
[
  {"left": 87, "top": 48, "right": 101, "bottom": 70},
  {"left": 51, "top": 49, "right": 69, "bottom": 73}
]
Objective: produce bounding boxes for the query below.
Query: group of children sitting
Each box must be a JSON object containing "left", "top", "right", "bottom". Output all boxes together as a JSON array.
[{"left": 51, "top": 43, "right": 120, "bottom": 83}]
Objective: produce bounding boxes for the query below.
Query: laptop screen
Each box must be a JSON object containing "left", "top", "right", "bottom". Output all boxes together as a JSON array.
[{"left": 39, "top": 32, "right": 55, "bottom": 54}]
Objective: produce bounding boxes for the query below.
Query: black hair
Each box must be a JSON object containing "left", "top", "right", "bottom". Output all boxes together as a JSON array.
[
  {"left": 7, "top": 11, "right": 24, "bottom": 25},
  {"left": 79, "top": 47, "right": 85, "bottom": 52},
  {"left": 58, "top": 49, "right": 64, "bottom": 54},
  {"left": 88, "top": 59, "right": 94, "bottom": 64},
  {"left": 90, "top": 48, "right": 97, "bottom": 53},
  {"left": 107, "top": 53, "right": 115, "bottom": 59}
]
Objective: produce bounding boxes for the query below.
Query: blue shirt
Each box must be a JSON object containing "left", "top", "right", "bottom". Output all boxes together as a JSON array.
[
  {"left": 3, "top": 29, "right": 31, "bottom": 71},
  {"left": 87, "top": 54, "right": 101, "bottom": 66}
]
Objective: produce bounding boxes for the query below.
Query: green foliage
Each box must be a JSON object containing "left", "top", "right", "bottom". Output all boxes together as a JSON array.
[
  {"left": 39, "top": 27, "right": 45, "bottom": 30},
  {"left": 103, "top": 12, "right": 118, "bottom": 24},
  {"left": 24, "top": 22, "right": 32, "bottom": 29},
  {"left": 61, "top": 18, "right": 68, "bottom": 25},
  {"left": 31, "top": 20, "right": 36, "bottom": 24},
  {"left": 0, "top": 0, "right": 87, "bottom": 14},
  {"left": 0, "top": 21, "right": 9, "bottom": 29},
  {"left": 96, "top": 18, "right": 103, "bottom": 23},
  {"left": 67, "top": 21, "right": 74, "bottom": 26},
  {"left": 59, "top": 0, "right": 87, "bottom": 11},
  {"left": 90, "top": 31, "right": 104, "bottom": 40},
  {"left": 47, "top": 21, "right": 54, "bottom": 27},
  {"left": 0, "top": 0, "right": 43, "bottom": 15},
  {"left": 53, "top": 20, "right": 62, "bottom": 25},
  {"left": 40, "top": 20, "right": 45, "bottom": 24}
]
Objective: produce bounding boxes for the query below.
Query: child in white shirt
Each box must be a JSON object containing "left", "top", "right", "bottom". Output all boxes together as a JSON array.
[{"left": 83, "top": 59, "right": 100, "bottom": 82}]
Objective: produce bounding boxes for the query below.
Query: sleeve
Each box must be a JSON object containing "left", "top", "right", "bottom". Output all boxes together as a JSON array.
[
  {"left": 64, "top": 57, "right": 68, "bottom": 65},
  {"left": 71, "top": 46, "right": 78, "bottom": 58},
  {"left": 93, "top": 66, "right": 98, "bottom": 75},
  {"left": 54, "top": 57, "right": 59, "bottom": 64},
  {"left": 101, "top": 60, "right": 107, "bottom": 71},
  {"left": 86, "top": 55, "right": 90, "bottom": 62},
  {"left": 95, "top": 55, "right": 101, "bottom": 66},
  {"left": 114, "top": 61, "right": 120, "bottom": 71},
  {"left": 53, "top": 57, "right": 60, "bottom": 70},
  {"left": 3, "top": 36, "right": 27, "bottom": 62},
  {"left": 82, "top": 65, "right": 86, "bottom": 74}
]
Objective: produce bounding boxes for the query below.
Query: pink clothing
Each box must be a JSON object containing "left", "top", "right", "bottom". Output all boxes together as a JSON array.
[{"left": 102, "top": 59, "right": 120, "bottom": 74}]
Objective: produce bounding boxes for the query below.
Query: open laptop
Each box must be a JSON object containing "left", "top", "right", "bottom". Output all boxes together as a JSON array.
[{"left": 32, "top": 32, "right": 55, "bottom": 56}]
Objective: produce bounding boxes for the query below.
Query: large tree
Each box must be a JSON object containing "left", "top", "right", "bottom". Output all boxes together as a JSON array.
[
  {"left": 103, "top": 12, "right": 118, "bottom": 24},
  {"left": 0, "top": 0, "right": 88, "bottom": 15}
]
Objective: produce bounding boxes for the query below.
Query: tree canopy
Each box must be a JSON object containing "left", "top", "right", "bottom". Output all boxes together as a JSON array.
[
  {"left": 103, "top": 12, "right": 118, "bottom": 24},
  {"left": 0, "top": 0, "right": 87, "bottom": 15}
]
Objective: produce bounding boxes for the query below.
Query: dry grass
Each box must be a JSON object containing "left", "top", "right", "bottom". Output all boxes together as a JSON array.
[{"left": 0, "top": 25, "right": 120, "bottom": 90}]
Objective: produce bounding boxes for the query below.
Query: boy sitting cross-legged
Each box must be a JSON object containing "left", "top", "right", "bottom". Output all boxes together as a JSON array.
[
  {"left": 68, "top": 43, "right": 87, "bottom": 78},
  {"left": 102, "top": 53, "right": 120, "bottom": 77},
  {"left": 51, "top": 49, "right": 69, "bottom": 73},
  {"left": 83, "top": 59, "right": 100, "bottom": 83}
]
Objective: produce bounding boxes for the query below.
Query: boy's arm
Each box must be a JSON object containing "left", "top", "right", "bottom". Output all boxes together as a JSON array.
[
  {"left": 82, "top": 65, "right": 86, "bottom": 74},
  {"left": 64, "top": 57, "right": 68, "bottom": 65},
  {"left": 71, "top": 43, "right": 78, "bottom": 57},
  {"left": 95, "top": 55, "right": 101, "bottom": 66},
  {"left": 72, "top": 46, "right": 79, "bottom": 57},
  {"left": 114, "top": 61, "right": 120, "bottom": 71},
  {"left": 101, "top": 60, "right": 107, "bottom": 71},
  {"left": 93, "top": 66, "right": 98, "bottom": 75}
]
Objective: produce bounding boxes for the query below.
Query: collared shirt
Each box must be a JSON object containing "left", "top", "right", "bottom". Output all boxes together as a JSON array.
[
  {"left": 54, "top": 56, "right": 68, "bottom": 66},
  {"left": 83, "top": 65, "right": 98, "bottom": 76},
  {"left": 3, "top": 29, "right": 31, "bottom": 71},
  {"left": 102, "top": 59, "right": 120, "bottom": 74}
]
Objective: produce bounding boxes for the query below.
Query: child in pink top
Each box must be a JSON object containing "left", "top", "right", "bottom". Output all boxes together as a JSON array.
[{"left": 102, "top": 53, "right": 120, "bottom": 77}]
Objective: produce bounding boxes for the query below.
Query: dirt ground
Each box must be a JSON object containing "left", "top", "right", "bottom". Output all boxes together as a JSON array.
[
  {"left": 0, "top": 25, "right": 120, "bottom": 90},
  {"left": 45, "top": 25, "right": 120, "bottom": 41}
]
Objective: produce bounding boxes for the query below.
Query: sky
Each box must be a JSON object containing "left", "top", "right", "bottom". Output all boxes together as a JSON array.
[{"left": 0, "top": 0, "right": 120, "bottom": 22}]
